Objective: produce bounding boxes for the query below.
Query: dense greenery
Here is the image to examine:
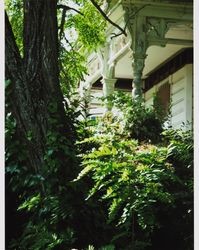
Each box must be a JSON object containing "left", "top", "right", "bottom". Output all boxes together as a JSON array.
[
  {"left": 5, "top": 0, "right": 109, "bottom": 249},
  {"left": 103, "top": 91, "right": 167, "bottom": 143},
  {"left": 75, "top": 94, "right": 193, "bottom": 249},
  {"left": 5, "top": 1, "right": 193, "bottom": 250}
]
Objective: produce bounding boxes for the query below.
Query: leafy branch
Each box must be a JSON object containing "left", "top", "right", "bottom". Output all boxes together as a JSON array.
[
  {"left": 89, "top": 0, "right": 127, "bottom": 36},
  {"left": 57, "top": 4, "right": 83, "bottom": 41},
  {"left": 57, "top": 4, "right": 83, "bottom": 16}
]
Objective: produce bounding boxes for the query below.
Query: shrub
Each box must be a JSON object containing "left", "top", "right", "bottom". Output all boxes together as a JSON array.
[
  {"left": 104, "top": 91, "right": 167, "bottom": 143},
  {"left": 75, "top": 111, "right": 193, "bottom": 249},
  {"left": 75, "top": 114, "right": 179, "bottom": 249}
]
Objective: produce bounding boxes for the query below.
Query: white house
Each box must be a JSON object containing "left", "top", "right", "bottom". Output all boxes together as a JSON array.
[{"left": 79, "top": 0, "right": 193, "bottom": 129}]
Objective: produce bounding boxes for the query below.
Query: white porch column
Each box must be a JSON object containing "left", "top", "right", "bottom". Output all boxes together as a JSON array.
[
  {"left": 102, "top": 78, "right": 117, "bottom": 97},
  {"left": 98, "top": 40, "right": 117, "bottom": 110},
  {"left": 102, "top": 77, "right": 117, "bottom": 110}
]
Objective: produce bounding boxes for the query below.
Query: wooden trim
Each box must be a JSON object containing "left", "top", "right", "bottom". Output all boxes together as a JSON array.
[{"left": 91, "top": 48, "right": 193, "bottom": 92}]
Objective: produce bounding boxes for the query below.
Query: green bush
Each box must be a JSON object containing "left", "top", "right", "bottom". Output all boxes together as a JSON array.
[
  {"left": 75, "top": 114, "right": 171, "bottom": 248},
  {"left": 104, "top": 91, "right": 167, "bottom": 143},
  {"left": 75, "top": 110, "right": 193, "bottom": 249}
]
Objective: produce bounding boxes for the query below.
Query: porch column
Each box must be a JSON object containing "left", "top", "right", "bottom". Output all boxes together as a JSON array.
[
  {"left": 98, "top": 40, "right": 117, "bottom": 110},
  {"left": 122, "top": 5, "right": 148, "bottom": 99},
  {"left": 130, "top": 15, "right": 148, "bottom": 99},
  {"left": 132, "top": 54, "right": 146, "bottom": 98},
  {"left": 102, "top": 77, "right": 117, "bottom": 110}
]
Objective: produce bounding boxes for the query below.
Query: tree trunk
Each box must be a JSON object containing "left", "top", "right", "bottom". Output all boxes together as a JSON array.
[{"left": 5, "top": 0, "right": 74, "bottom": 176}]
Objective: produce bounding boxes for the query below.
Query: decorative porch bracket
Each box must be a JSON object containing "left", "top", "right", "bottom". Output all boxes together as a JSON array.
[{"left": 121, "top": 0, "right": 193, "bottom": 99}]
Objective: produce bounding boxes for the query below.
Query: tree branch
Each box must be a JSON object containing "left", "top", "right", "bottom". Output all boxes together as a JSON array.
[
  {"left": 58, "top": 7, "right": 67, "bottom": 41},
  {"left": 110, "top": 31, "right": 125, "bottom": 39},
  {"left": 57, "top": 5, "right": 83, "bottom": 42},
  {"left": 110, "top": 4, "right": 150, "bottom": 39},
  {"left": 89, "top": 0, "right": 127, "bottom": 36},
  {"left": 57, "top": 4, "right": 83, "bottom": 16}
]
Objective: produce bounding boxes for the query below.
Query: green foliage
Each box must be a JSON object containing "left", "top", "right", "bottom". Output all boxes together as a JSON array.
[
  {"left": 5, "top": 0, "right": 110, "bottom": 246},
  {"left": 5, "top": 111, "right": 76, "bottom": 249},
  {"left": 5, "top": 1, "right": 193, "bottom": 249},
  {"left": 105, "top": 91, "right": 167, "bottom": 143},
  {"left": 76, "top": 119, "right": 175, "bottom": 231},
  {"left": 18, "top": 194, "right": 41, "bottom": 212},
  {"left": 59, "top": 46, "right": 87, "bottom": 96},
  {"left": 9, "top": 222, "right": 74, "bottom": 250},
  {"left": 160, "top": 128, "right": 193, "bottom": 250},
  {"left": 164, "top": 128, "right": 193, "bottom": 169},
  {"left": 5, "top": 92, "right": 113, "bottom": 249},
  {"left": 86, "top": 244, "right": 115, "bottom": 250},
  {"left": 5, "top": 0, "right": 23, "bottom": 55},
  {"left": 69, "top": 1, "right": 106, "bottom": 51},
  {"left": 75, "top": 110, "right": 193, "bottom": 249}
]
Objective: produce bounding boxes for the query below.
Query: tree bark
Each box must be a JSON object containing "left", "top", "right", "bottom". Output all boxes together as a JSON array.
[{"left": 5, "top": 0, "right": 74, "bottom": 176}]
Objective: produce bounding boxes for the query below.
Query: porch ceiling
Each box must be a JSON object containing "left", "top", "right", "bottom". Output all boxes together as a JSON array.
[
  {"left": 112, "top": 0, "right": 193, "bottom": 95},
  {"left": 115, "top": 44, "right": 192, "bottom": 79},
  {"left": 115, "top": 24, "right": 193, "bottom": 79}
]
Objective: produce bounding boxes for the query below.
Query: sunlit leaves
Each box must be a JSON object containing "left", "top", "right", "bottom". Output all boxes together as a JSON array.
[
  {"left": 107, "top": 91, "right": 166, "bottom": 143},
  {"left": 59, "top": 47, "right": 87, "bottom": 95},
  {"left": 71, "top": 1, "right": 106, "bottom": 50},
  {"left": 5, "top": 0, "right": 23, "bottom": 55},
  {"left": 18, "top": 194, "right": 41, "bottom": 211},
  {"left": 76, "top": 122, "right": 176, "bottom": 233}
]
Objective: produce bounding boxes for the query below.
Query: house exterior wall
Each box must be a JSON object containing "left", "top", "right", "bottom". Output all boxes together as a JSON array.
[
  {"left": 80, "top": 1, "right": 193, "bottom": 127},
  {"left": 144, "top": 64, "right": 193, "bottom": 129},
  {"left": 171, "top": 64, "right": 193, "bottom": 129}
]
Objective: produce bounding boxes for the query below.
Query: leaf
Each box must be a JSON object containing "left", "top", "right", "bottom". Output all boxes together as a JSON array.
[
  {"left": 73, "top": 164, "right": 93, "bottom": 181},
  {"left": 18, "top": 194, "right": 41, "bottom": 211}
]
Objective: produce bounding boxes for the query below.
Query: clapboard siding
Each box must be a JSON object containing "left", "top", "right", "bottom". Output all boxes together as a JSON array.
[
  {"left": 171, "top": 64, "right": 193, "bottom": 129},
  {"left": 171, "top": 70, "right": 186, "bottom": 128},
  {"left": 144, "top": 64, "right": 193, "bottom": 130}
]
